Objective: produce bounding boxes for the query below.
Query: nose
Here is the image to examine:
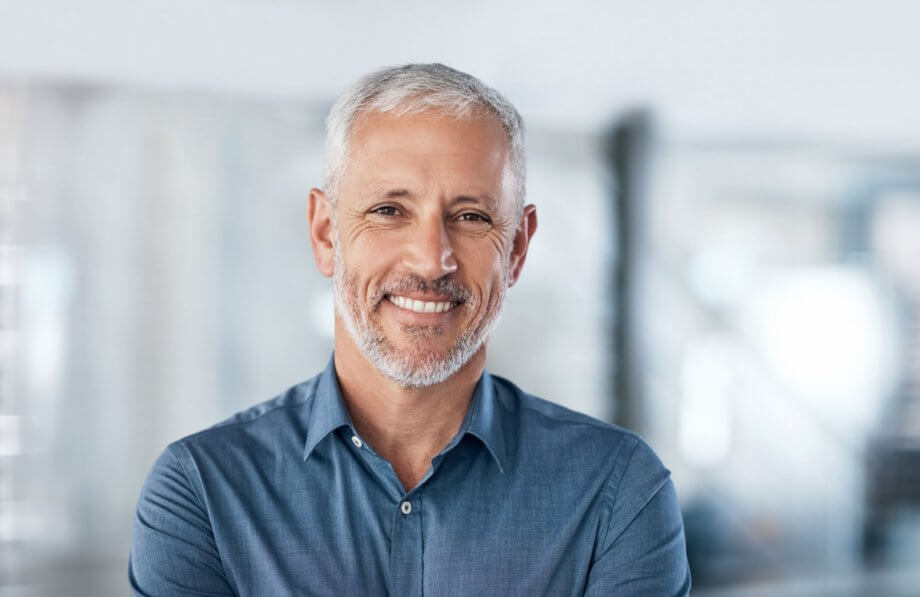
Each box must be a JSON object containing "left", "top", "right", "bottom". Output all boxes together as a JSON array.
[{"left": 401, "top": 214, "right": 458, "bottom": 280}]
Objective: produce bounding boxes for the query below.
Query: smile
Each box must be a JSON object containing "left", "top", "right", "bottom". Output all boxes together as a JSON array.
[{"left": 386, "top": 295, "right": 459, "bottom": 314}]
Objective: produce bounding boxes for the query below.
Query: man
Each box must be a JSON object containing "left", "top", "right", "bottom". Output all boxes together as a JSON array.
[{"left": 130, "top": 63, "right": 691, "bottom": 596}]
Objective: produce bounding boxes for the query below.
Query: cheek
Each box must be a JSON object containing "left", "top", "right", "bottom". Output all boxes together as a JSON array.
[
  {"left": 358, "top": 230, "right": 406, "bottom": 261},
  {"left": 343, "top": 228, "right": 396, "bottom": 264},
  {"left": 461, "top": 263, "right": 508, "bottom": 312},
  {"left": 455, "top": 234, "right": 506, "bottom": 266},
  {"left": 342, "top": 239, "right": 399, "bottom": 297}
]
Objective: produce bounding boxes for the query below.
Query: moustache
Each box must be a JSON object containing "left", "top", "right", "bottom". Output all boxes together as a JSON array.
[{"left": 376, "top": 275, "right": 472, "bottom": 304}]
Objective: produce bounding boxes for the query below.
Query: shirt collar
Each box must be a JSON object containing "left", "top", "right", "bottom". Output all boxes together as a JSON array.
[
  {"left": 464, "top": 370, "right": 507, "bottom": 473},
  {"left": 302, "top": 356, "right": 353, "bottom": 461},
  {"left": 302, "top": 355, "right": 507, "bottom": 473}
]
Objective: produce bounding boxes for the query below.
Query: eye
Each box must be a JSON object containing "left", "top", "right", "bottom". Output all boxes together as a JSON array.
[
  {"left": 369, "top": 205, "right": 401, "bottom": 217},
  {"left": 457, "top": 212, "right": 492, "bottom": 224}
]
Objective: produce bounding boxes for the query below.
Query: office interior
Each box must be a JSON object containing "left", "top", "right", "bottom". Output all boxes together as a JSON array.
[{"left": 1, "top": 2, "right": 919, "bottom": 595}]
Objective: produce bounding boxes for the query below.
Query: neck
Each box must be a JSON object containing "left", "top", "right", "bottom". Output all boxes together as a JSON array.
[{"left": 332, "top": 318, "right": 486, "bottom": 492}]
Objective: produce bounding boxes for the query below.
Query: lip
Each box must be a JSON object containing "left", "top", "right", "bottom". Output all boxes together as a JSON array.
[
  {"left": 388, "top": 292, "right": 458, "bottom": 302},
  {"left": 383, "top": 295, "right": 461, "bottom": 320}
]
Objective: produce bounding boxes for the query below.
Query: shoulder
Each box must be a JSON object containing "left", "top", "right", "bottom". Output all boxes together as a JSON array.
[
  {"left": 184, "top": 375, "right": 318, "bottom": 445},
  {"left": 490, "top": 373, "right": 672, "bottom": 496},
  {"left": 492, "top": 373, "right": 649, "bottom": 459},
  {"left": 208, "top": 374, "right": 319, "bottom": 434},
  {"left": 151, "top": 374, "right": 323, "bottom": 482}
]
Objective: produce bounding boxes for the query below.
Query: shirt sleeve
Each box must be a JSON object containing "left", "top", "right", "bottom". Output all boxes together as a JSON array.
[
  {"left": 584, "top": 435, "right": 692, "bottom": 596},
  {"left": 129, "top": 442, "right": 236, "bottom": 596}
]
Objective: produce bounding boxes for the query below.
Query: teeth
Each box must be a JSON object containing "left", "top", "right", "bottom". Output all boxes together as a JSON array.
[{"left": 388, "top": 295, "right": 456, "bottom": 314}]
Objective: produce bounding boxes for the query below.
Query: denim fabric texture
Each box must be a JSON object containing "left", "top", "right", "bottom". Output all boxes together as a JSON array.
[{"left": 129, "top": 356, "right": 691, "bottom": 596}]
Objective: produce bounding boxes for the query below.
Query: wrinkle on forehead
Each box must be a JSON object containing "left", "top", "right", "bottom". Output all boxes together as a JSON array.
[{"left": 343, "top": 111, "right": 513, "bottom": 213}]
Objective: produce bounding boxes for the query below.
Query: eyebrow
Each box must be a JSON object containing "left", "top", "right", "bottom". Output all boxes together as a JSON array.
[
  {"left": 382, "top": 188, "right": 412, "bottom": 199},
  {"left": 453, "top": 194, "right": 498, "bottom": 211}
]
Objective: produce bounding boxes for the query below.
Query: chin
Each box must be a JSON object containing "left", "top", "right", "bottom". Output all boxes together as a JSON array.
[
  {"left": 371, "top": 340, "right": 477, "bottom": 389},
  {"left": 375, "top": 358, "right": 457, "bottom": 389}
]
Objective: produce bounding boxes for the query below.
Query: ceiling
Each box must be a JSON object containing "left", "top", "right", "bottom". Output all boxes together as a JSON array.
[{"left": 1, "top": 0, "right": 918, "bottom": 146}]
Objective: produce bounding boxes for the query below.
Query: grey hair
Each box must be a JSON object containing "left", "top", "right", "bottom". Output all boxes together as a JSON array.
[{"left": 322, "top": 63, "right": 526, "bottom": 213}]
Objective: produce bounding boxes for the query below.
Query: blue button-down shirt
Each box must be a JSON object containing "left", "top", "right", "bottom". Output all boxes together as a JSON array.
[{"left": 130, "top": 357, "right": 690, "bottom": 596}]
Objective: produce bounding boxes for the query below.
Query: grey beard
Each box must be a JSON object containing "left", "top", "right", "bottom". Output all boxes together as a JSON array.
[{"left": 332, "top": 245, "right": 508, "bottom": 389}]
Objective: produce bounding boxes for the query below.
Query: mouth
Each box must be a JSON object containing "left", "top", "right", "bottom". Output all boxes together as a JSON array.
[{"left": 386, "top": 294, "right": 460, "bottom": 314}]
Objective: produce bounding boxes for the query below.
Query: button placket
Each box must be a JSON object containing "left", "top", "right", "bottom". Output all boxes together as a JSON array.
[{"left": 389, "top": 494, "right": 423, "bottom": 596}]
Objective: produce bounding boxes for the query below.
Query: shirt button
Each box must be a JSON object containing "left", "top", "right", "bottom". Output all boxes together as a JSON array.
[
  {"left": 400, "top": 500, "right": 412, "bottom": 515},
  {"left": 351, "top": 435, "right": 363, "bottom": 448}
]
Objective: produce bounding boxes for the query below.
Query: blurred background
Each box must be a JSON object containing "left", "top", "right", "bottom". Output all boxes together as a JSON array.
[{"left": 2, "top": 1, "right": 920, "bottom": 595}]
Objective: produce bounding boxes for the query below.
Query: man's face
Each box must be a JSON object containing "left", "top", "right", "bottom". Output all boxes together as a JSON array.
[{"left": 327, "top": 110, "right": 525, "bottom": 388}]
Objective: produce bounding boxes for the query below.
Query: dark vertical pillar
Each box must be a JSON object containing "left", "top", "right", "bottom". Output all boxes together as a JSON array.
[{"left": 603, "top": 110, "right": 653, "bottom": 431}]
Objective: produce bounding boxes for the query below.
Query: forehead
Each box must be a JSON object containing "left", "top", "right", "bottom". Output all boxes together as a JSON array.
[{"left": 342, "top": 109, "right": 511, "bottom": 201}]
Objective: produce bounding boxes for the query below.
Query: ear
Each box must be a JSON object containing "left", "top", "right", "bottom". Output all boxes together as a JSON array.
[
  {"left": 308, "top": 188, "right": 335, "bottom": 277},
  {"left": 507, "top": 204, "right": 537, "bottom": 287}
]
